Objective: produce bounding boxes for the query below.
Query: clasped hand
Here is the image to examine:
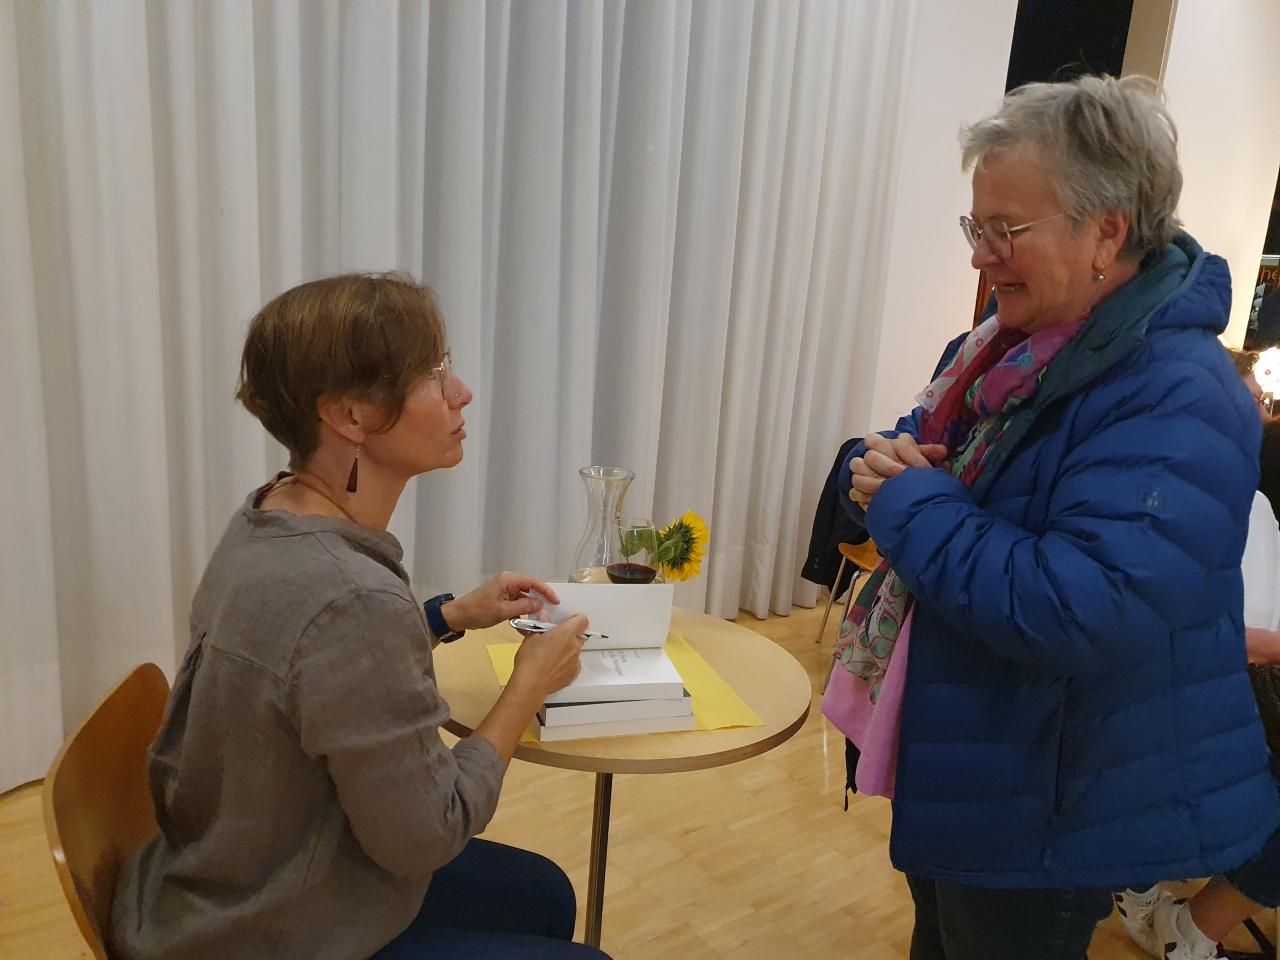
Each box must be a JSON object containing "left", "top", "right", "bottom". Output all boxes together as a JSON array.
[{"left": 848, "top": 434, "right": 948, "bottom": 509}]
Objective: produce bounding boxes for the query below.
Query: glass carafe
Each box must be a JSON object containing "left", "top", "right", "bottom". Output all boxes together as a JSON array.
[{"left": 569, "top": 466, "right": 635, "bottom": 583}]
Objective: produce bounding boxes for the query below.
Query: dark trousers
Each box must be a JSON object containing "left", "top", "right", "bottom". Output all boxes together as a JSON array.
[
  {"left": 906, "top": 874, "right": 1113, "bottom": 960},
  {"left": 372, "top": 838, "right": 611, "bottom": 959},
  {"left": 1223, "top": 756, "right": 1280, "bottom": 909}
]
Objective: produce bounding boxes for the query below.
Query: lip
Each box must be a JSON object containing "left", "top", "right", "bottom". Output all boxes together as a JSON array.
[{"left": 451, "top": 422, "right": 466, "bottom": 440}]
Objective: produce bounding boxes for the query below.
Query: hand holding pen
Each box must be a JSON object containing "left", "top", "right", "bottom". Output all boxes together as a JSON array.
[
  {"left": 510, "top": 617, "right": 610, "bottom": 641},
  {"left": 512, "top": 588, "right": 609, "bottom": 641}
]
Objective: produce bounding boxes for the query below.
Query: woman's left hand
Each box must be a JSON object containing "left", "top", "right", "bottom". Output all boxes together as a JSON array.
[
  {"left": 442, "top": 573, "right": 561, "bottom": 632},
  {"left": 850, "top": 434, "right": 949, "bottom": 508}
]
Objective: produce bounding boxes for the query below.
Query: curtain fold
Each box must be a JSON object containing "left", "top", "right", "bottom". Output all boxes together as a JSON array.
[{"left": 4, "top": 0, "right": 934, "bottom": 791}]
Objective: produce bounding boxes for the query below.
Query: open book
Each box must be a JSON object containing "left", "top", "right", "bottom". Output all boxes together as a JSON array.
[
  {"left": 521, "top": 582, "right": 685, "bottom": 741},
  {"left": 543, "top": 647, "right": 686, "bottom": 704},
  {"left": 537, "top": 582, "right": 673, "bottom": 650}
]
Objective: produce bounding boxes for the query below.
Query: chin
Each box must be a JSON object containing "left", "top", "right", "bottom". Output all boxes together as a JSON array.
[{"left": 996, "top": 311, "right": 1030, "bottom": 331}]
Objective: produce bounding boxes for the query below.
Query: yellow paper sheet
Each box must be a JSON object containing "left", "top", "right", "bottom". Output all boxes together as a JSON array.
[{"left": 484, "top": 634, "right": 762, "bottom": 743}]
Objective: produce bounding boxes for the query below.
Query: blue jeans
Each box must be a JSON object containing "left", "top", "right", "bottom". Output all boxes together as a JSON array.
[
  {"left": 906, "top": 874, "right": 1113, "bottom": 960},
  {"left": 371, "top": 839, "right": 611, "bottom": 959},
  {"left": 1224, "top": 754, "right": 1280, "bottom": 909}
]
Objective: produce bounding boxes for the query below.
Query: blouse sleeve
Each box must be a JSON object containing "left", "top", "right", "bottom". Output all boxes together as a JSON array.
[
  {"left": 286, "top": 589, "right": 505, "bottom": 880},
  {"left": 1243, "top": 491, "right": 1280, "bottom": 632}
]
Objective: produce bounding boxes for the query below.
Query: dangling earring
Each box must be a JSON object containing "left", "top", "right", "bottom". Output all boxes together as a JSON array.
[
  {"left": 346, "top": 444, "right": 360, "bottom": 494},
  {"left": 1095, "top": 272, "right": 1106, "bottom": 282}
]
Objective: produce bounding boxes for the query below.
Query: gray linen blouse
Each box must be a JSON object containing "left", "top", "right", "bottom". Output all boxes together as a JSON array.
[{"left": 110, "top": 485, "right": 505, "bottom": 959}]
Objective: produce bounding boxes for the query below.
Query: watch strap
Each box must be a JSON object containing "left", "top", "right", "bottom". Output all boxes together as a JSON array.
[{"left": 424, "top": 593, "right": 464, "bottom": 643}]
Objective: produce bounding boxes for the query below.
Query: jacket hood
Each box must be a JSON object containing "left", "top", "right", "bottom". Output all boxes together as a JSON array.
[{"left": 1140, "top": 232, "right": 1232, "bottom": 335}]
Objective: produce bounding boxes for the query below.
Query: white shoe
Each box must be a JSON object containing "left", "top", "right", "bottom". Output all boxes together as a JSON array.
[
  {"left": 1151, "top": 896, "right": 1221, "bottom": 960},
  {"left": 1114, "top": 887, "right": 1168, "bottom": 955}
]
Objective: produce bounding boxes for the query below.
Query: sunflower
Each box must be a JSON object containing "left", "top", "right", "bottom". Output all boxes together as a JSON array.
[{"left": 653, "top": 511, "right": 710, "bottom": 582}]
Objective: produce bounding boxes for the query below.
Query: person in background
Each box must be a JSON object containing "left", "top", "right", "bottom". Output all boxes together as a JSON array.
[
  {"left": 111, "top": 273, "right": 608, "bottom": 960},
  {"left": 1117, "top": 350, "right": 1280, "bottom": 960},
  {"left": 836, "top": 75, "right": 1277, "bottom": 960}
]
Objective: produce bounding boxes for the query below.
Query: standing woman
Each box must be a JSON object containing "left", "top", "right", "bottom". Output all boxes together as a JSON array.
[
  {"left": 837, "top": 76, "right": 1277, "bottom": 959},
  {"left": 111, "top": 274, "right": 608, "bottom": 959}
]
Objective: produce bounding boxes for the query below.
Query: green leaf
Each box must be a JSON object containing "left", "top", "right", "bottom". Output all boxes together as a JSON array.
[
  {"left": 652, "top": 540, "right": 677, "bottom": 565},
  {"left": 621, "top": 530, "right": 641, "bottom": 557},
  {"left": 621, "top": 527, "right": 660, "bottom": 559}
]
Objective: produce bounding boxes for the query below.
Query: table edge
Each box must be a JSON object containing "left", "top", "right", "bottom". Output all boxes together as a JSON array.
[{"left": 443, "top": 700, "right": 812, "bottom": 775}]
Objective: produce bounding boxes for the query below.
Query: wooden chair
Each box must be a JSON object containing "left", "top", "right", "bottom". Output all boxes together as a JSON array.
[
  {"left": 43, "top": 663, "right": 170, "bottom": 960},
  {"left": 814, "top": 539, "right": 881, "bottom": 645}
]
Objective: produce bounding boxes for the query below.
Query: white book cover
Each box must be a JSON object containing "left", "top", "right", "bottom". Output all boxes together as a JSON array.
[
  {"left": 539, "top": 690, "right": 692, "bottom": 727},
  {"left": 543, "top": 647, "right": 686, "bottom": 704},
  {"left": 536, "top": 712, "right": 696, "bottom": 742},
  {"left": 537, "top": 582, "right": 673, "bottom": 650}
]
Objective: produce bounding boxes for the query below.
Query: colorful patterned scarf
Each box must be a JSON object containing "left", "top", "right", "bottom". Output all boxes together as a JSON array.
[{"left": 833, "top": 314, "right": 1085, "bottom": 700}]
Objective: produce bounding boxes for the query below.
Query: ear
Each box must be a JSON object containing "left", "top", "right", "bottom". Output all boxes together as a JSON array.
[
  {"left": 1093, "top": 210, "right": 1131, "bottom": 269},
  {"left": 316, "top": 394, "right": 370, "bottom": 445}
]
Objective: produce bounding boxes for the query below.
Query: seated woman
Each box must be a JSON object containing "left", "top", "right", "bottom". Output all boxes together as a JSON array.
[
  {"left": 835, "top": 75, "right": 1277, "bottom": 959},
  {"left": 111, "top": 274, "right": 608, "bottom": 960}
]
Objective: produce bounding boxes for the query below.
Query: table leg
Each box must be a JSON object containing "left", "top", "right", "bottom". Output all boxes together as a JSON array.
[{"left": 584, "top": 771, "right": 612, "bottom": 948}]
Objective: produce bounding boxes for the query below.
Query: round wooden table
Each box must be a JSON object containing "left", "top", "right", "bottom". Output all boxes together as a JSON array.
[{"left": 433, "top": 607, "right": 812, "bottom": 947}]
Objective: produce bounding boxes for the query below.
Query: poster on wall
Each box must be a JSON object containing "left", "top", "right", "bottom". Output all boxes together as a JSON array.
[{"left": 1245, "top": 171, "right": 1280, "bottom": 350}]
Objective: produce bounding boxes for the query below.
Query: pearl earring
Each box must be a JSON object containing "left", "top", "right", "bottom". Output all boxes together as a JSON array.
[{"left": 1094, "top": 272, "right": 1106, "bottom": 283}]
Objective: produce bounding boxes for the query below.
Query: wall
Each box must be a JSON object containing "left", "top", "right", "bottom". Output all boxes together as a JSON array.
[
  {"left": 846, "top": 0, "right": 1019, "bottom": 437},
  {"left": 1163, "top": 0, "right": 1280, "bottom": 346},
  {"left": 1121, "top": 0, "right": 1176, "bottom": 80}
]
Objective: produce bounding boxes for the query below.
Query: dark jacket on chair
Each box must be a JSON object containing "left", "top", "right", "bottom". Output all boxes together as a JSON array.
[{"left": 802, "top": 437, "right": 869, "bottom": 600}]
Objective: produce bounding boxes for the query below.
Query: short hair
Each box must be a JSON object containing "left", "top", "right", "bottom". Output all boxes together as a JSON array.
[
  {"left": 236, "top": 273, "right": 446, "bottom": 468},
  {"left": 1229, "top": 348, "right": 1260, "bottom": 378},
  {"left": 961, "top": 74, "right": 1182, "bottom": 259}
]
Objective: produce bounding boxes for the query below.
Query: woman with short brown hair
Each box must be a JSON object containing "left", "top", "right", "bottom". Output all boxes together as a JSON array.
[{"left": 112, "top": 273, "right": 608, "bottom": 959}]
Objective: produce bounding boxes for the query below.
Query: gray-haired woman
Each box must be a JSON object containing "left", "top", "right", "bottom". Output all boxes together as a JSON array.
[{"left": 833, "top": 74, "right": 1276, "bottom": 959}]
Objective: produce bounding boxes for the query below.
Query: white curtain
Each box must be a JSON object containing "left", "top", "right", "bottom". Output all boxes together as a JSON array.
[{"left": 2, "top": 0, "right": 921, "bottom": 792}]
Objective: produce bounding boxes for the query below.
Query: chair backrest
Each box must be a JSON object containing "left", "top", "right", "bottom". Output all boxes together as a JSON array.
[{"left": 43, "top": 663, "right": 170, "bottom": 959}]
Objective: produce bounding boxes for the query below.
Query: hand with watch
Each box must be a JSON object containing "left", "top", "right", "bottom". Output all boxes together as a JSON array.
[{"left": 424, "top": 572, "right": 560, "bottom": 643}]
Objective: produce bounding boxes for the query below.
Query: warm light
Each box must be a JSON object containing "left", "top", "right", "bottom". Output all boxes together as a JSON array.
[{"left": 1257, "top": 347, "right": 1280, "bottom": 393}]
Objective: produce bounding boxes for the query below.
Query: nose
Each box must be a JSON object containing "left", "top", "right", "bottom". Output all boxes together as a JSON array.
[
  {"left": 970, "top": 237, "right": 1000, "bottom": 271},
  {"left": 449, "top": 376, "right": 473, "bottom": 409}
]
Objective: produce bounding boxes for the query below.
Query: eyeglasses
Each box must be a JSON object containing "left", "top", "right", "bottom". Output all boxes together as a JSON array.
[
  {"left": 427, "top": 351, "right": 454, "bottom": 399},
  {"left": 959, "top": 212, "right": 1066, "bottom": 260}
]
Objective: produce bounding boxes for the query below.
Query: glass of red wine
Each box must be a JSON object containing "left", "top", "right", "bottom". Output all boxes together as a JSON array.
[{"left": 607, "top": 518, "right": 659, "bottom": 584}]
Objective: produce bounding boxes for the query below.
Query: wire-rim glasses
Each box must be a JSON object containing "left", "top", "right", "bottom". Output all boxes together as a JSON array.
[
  {"left": 427, "top": 351, "right": 454, "bottom": 399},
  {"left": 959, "top": 212, "right": 1066, "bottom": 260}
]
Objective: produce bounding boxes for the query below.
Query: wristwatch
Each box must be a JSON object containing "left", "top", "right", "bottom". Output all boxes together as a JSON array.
[{"left": 424, "top": 593, "right": 464, "bottom": 643}]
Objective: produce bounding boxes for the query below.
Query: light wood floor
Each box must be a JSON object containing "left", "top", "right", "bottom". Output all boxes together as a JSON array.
[{"left": 0, "top": 602, "right": 1152, "bottom": 959}]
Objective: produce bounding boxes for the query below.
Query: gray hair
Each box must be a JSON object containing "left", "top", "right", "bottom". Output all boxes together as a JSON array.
[{"left": 961, "top": 74, "right": 1182, "bottom": 258}]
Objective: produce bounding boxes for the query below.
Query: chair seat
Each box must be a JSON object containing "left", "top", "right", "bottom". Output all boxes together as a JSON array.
[{"left": 837, "top": 539, "right": 880, "bottom": 573}]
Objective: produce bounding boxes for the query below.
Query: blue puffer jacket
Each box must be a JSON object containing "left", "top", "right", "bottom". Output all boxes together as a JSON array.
[{"left": 838, "top": 234, "right": 1278, "bottom": 889}]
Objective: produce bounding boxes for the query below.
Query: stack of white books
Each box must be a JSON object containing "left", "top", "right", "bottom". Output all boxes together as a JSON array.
[{"left": 533, "top": 582, "right": 693, "bottom": 742}]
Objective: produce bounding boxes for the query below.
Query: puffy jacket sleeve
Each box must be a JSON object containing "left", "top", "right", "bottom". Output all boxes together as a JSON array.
[
  {"left": 865, "top": 358, "right": 1258, "bottom": 676},
  {"left": 837, "top": 331, "right": 970, "bottom": 523}
]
